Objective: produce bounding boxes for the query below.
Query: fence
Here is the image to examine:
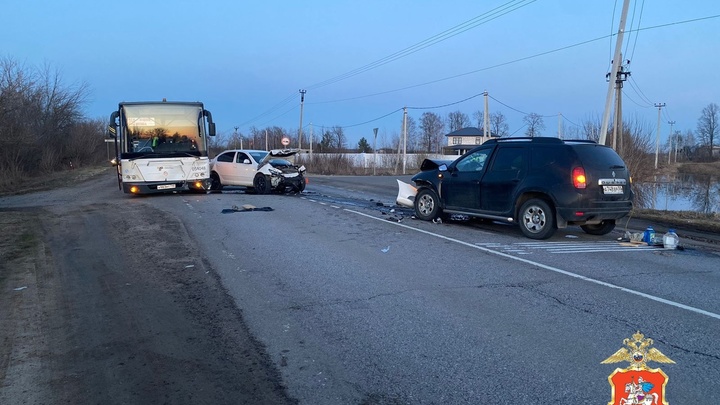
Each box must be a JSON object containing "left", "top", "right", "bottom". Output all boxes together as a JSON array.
[{"left": 296, "top": 152, "right": 455, "bottom": 173}]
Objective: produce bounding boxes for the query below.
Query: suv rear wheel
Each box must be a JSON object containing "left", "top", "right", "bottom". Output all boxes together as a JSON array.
[
  {"left": 414, "top": 188, "right": 442, "bottom": 221},
  {"left": 519, "top": 198, "right": 556, "bottom": 239},
  {"left": 581, "top": 220, "right": 616, "bottom": 235}
]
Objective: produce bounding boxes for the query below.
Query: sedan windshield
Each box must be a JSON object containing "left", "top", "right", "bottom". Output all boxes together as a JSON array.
[{"left": 249, "top": 151, "right": 269, "bottom": 163}]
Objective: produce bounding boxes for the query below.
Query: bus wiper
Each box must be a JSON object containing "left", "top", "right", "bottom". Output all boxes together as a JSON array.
[{"left": 129, "top": 153, "right": 164, "bottom": 161}]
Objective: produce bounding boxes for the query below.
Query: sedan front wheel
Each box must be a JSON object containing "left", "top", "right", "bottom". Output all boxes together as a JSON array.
[{"left": 253, "top": 174, "right": 271, "bottom": 194}]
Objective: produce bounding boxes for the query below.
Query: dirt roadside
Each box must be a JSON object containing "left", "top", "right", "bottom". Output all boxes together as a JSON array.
[{"left": 0, "top": 172, "right": 297, "bottom": 404}]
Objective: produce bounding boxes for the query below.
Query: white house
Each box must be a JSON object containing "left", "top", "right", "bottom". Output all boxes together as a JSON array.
[{"left": 443, "top": 127, "right": 497, "bottom": 155}]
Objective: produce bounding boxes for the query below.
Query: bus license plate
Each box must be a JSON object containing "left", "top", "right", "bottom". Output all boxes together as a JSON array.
[
  {"left": 157, "top": 184, "right": 175, "bottom": 190},
  {"left": 603, "top": 185, "right": 623, "bottom": 194}
]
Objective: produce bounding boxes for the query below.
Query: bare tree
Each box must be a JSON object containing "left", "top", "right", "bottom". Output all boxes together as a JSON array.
[
  {"left": 696, "top": 102, "right": 719, "bottom": 160},
  {"left": 446, "top": 110, "right": 470, "bottom": 132},
  {"left": 472, "top": 110, "right": 483, "bottom": 128},
  {"left": 680, "top": 129, "right": 697, "bottom": 161},
  {"left": 489, "top": 112, "right": 509, "bottom": 137},
  {"left": 581, "top": 115, "right": 603, "bottom": 142},
  {"left": 330, "top": 125, "right": 346, "bottom": 150},
  {"left": 404, "top": 115, "right": 420, "bottom": 152},
  {"left": 523, "top": 113, "right": 545, "bottom": 137},
  {"left": 0, "top": 57, "right": 89, "bottom": 182},
  {"left": 319, "top": 129, "right": 333, "bottom": 152},
  {"left": 420, "top": 112, "right": 444, "bottom": 153}
]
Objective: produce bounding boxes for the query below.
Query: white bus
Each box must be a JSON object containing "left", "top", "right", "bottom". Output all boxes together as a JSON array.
[{"left": 109, "top": 100, "right": 216, "bottom": 194}]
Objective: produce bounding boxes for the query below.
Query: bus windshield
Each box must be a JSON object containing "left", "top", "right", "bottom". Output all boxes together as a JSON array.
[{"left": 121, "top": 104, "right": 206, "bottom": 155}]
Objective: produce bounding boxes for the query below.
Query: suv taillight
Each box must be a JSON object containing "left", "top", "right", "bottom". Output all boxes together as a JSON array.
[{"left": 572, "top": 167, "right": 586, "bottom": 189}]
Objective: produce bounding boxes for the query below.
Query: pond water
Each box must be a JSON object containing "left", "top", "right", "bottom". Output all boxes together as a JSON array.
[{"left": 637, "top": 173, "right": 720, "bottom": 214}]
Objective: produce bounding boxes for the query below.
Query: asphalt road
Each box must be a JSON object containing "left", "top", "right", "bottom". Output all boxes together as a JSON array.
[{"left": 1, "top": 172, "right": 718, "bottom": 404}]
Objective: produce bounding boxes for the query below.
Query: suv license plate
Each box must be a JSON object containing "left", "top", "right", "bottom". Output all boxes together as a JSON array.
[
  {"left": 603, "top": 185, "right": 623, "bottom": 194},
  {"left": 157, "top": 184, "right": 175, "bottom": 190}
]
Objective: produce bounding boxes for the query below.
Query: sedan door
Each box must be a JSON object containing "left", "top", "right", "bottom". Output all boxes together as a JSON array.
[
  {"left": 234, "top": 152, "right": 258, "bottom": 186},
  {"left": 212, "top": 151, "right": 238, "bottom": 184}
]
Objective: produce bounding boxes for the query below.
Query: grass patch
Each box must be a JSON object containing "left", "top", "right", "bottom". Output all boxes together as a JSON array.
[
  {"left": 632, "top": 208, "right": 720, "bottom": 233},
  {"left": 0, "top": 213, "right": 41, "bottom": 288}
]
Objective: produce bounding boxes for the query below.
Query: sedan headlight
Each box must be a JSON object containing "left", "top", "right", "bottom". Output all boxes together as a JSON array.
[
  {"left": 298, "top": 165, "right": 306, "bottom": 174},
  {"left": 268, "top": 167, "right": 283, "bottom": 175}
]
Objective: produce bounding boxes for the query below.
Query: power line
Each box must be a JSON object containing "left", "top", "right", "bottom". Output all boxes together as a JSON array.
[
  {"left": 303, "top": 0, "right": 537, "bottom": 91},
  {"left": 621, "top": 89, "right": 650, "bottom": 108},
  {"left": 244, "top": 13, "right": 720, "bottom": 129},
  {"left": 255, "top": 104, "right": 299, "bottom": 129},
  {"left": 316, "top": 108, "right": 404, "bottom": 129},
  {"left": 607, "top": 0, "right": 619, "bottom": 72},
  {"left": 236, "top": 92, "right": 297, "bottom": 128},
  {"left": 407, "top": 93, "right": 485, "bottom": 110},
  {"left": 627, "top": 0, "right": 646, "bottom": 63},
  {"left": 311, "top": 33, "right": 613, "bottom": 106},
  {"left": 561, "top": 114, "right": 581, "bottom": 128},
  {"left": 626, "top": 76, "right": 654, "bottom": 106},
  {"left": 314, "top": 92, "right": 486, "bottom": 129}
]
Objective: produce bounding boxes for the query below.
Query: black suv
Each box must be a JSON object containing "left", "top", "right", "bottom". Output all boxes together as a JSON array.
[{"left": 410, "top": 137, "right": 634, "bottom": 239}]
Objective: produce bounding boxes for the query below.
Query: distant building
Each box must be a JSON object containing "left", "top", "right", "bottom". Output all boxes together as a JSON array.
[{"left": 443, "top": 127, "right": 497, "bottom": 155}]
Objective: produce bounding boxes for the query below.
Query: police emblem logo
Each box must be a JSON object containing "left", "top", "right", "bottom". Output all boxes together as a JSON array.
[{"left": 602, "top": 331, "right": 675, "bottom": 405}]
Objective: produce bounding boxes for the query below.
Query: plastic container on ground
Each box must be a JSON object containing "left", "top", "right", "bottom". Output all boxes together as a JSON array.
[
  {"left": 663, "top": 229, "right": 679, "bottom": 250},
  {"left": 643, "top": 226, "right": 655, "bottom": 244}
]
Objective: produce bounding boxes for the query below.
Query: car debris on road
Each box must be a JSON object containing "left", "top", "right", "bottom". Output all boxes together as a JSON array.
[{"left": 221, "top": 204, "right": 274, "bottom": 214}]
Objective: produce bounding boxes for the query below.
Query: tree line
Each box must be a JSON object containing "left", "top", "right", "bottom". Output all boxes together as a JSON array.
[
  {"left": 2, "top": 55, "right": 717, "bottom": 190},
  {"left": 0, "top": 57, "right": 105, "bottom": 189}
]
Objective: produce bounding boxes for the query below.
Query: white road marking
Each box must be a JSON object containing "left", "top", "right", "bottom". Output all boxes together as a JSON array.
[
  {"left": 476, "top": 241, "right": 666, "bottom": 254},
  {"left": 346, "top": 209, "right": 720, "bottom": 321}
]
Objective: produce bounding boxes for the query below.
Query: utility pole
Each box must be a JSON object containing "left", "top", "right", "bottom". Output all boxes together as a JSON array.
[
  {"left": 402, "top": 107, "right": 408, "bottom": 175},
  {"left": 373, "top": 127, "right": 378, "bottom": 176},
  {"left": 611, "top": 57, "right": 630, "bottom": 153},
  {"left": 309, "top": 123, "right": 313, "bottom": 154},
  {"left": 298, "top": 89, "right": 306, "bottom": 149},
  {"left": 667, "top": 120, "right": 675, "bottom": 164},
  {"left": 600, "top": 0, "right": 631, "bottom": 145},
  {"left": 265, "top": 129, "right": 268, "bottom": 151},
  {"left": 234, "top": 126, "right": 241, "bottom": 149},
  {"left": 654, "top": 103, "right": 665, "bottom": 169},
  {"left": 483, "top": 91, "right": 490, "bottom": 141},
  {"left": 558, "top": 113, "right": 563, "bottom": 139}
]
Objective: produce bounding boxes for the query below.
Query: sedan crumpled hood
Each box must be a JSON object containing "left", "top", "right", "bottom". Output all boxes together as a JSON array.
[{"left": 260, "top": 148, "right": 300, "bottom": 165}]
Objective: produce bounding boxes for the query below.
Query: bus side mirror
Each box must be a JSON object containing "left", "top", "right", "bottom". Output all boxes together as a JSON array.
[{"left": 209, "top": 123, "right": 216, "bottom": 136}]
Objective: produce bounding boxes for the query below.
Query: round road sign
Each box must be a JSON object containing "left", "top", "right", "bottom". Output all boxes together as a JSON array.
[{"left": 281, "top": 137, "right": 290, "bottom": 146}]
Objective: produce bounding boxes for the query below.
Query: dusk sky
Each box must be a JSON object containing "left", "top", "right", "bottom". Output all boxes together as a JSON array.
[{"left": 3, "top": 0, "right": 718, "bottom": 148}]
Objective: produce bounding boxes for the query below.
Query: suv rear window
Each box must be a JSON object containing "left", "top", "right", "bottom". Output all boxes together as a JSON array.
[{"left": 571, "top": 144, "right": 626, "bottom": 168}]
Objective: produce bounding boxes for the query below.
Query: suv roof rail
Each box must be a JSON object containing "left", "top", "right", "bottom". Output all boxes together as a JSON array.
[
  {"left": 485, "top": 137, "right": 564, "bottom": 144},
  {"left": 484, "top": 137, "right": 599, "bottom": 145},
  {"left": 562, "top": 139, "right": 599, "bottom": 145}
]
